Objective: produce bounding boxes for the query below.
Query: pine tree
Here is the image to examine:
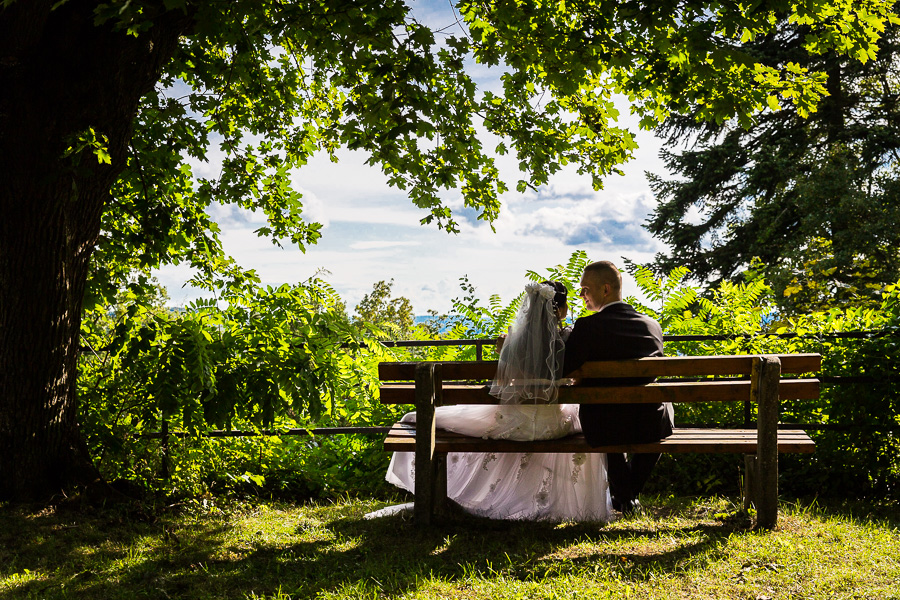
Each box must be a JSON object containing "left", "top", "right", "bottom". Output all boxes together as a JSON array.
[{"left": 647, "top": 10, "right": 900, "bottom": 311}]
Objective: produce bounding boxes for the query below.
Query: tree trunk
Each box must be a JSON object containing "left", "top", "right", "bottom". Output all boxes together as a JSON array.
[
  {"left": 0, "top": 0, "right": 191, "bottom": 502},
  {"left": 0, "top": 180, "right": 103, "bottom": 501}
]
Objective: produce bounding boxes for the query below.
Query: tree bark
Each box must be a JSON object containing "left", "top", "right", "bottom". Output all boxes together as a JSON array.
[{"left": 0, "top": 0, "right": 191, "bottom": 502}]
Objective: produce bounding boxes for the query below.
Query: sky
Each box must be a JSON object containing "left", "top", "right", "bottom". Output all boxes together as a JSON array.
[{"left": 154, "top": 1, "right": 674, "bottom": 316}]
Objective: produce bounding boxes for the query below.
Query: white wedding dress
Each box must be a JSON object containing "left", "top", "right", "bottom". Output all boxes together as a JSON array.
[{"left": 385, "top": 283, "right": 614, "bottom": 522}]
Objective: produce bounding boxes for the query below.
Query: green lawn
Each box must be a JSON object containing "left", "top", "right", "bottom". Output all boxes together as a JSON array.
[{"left": 2, "top": 495, "right": 898, "bottom": 599}]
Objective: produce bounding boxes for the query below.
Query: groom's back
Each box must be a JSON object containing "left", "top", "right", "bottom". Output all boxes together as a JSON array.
[
  {"left": 562, "top": 302, "right": 663, "bottom": 381},
  {"left": 563, "top": 302, "right": 671, "bottom": 446}
]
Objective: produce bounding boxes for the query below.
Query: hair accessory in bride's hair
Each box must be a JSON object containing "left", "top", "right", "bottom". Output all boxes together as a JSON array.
[
  {"left": 541, "top": 280, "right": 567, "bottom": 311},
  {"left": 524, "top": 281, "right": 556, "bottom": 301}
]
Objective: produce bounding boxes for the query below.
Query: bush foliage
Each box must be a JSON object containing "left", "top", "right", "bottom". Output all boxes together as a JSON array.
[{"left": 78, "top": 252, "right": 900, "bottom": 501}]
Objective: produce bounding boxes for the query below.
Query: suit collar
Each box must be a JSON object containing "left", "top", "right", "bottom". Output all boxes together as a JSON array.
[{"left": 596, "top": 300, "right": 627, "bottom": 313}]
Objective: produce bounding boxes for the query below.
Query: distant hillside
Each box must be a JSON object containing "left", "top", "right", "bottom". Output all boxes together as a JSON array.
[{"left": 414, "top": 314, "right": 455, "bottom": 334}]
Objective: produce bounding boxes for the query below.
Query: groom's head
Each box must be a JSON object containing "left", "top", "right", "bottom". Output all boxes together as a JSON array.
[{"left": 579, "top": 261, "right": 622, "bottom": 311}]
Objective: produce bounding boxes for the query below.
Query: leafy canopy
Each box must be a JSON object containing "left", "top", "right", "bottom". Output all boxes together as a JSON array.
[{"left": 85, "top": 0, "right": 898, "bottom": 306}]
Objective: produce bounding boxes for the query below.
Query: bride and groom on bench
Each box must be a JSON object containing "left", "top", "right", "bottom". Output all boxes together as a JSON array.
[{"left": 386, "top": 260, "right": 674, "bottom": 522}]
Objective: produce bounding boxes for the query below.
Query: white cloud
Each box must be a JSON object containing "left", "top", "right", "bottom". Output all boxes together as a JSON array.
[
  {"left": 350, "top": 241, "right": 421, "bottom": 250},
  {"left": 154, "top": 1, "right": 676, "bottom": 318},
  {"left": 298, "top": 187, "right": 330, "bottom": 228},
  {"left": 207, "top": 202, "right": 269, "bottom": 228}
]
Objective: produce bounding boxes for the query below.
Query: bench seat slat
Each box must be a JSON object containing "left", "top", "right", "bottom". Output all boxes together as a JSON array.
[
  {"left": 379, "top": 379, "right": 820, "bottom": 405},
  {"left": 383, "top": 423, "right": 816, "bottom": 454}
]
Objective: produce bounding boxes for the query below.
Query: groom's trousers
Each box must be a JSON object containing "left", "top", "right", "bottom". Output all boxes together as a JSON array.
[{"left": 606, "top": 452, "right": 661, "bottom": 503}]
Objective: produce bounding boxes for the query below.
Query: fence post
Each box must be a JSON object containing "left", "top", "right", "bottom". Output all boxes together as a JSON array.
[{"left": 160, "top": 418, "right": 170, "bottom": 480}]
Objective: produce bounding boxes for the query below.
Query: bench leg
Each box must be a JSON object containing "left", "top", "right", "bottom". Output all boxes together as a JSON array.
[
  {"left": 414, "top": 363, "right": 438, "bottom": 527},
  {"left": 413, "top": 458, "right": 434, "bottom": 526},
  {"left": 743, "top": 454, "right": 757, "bottom": 512},
  {"left": 754, "top": 356, "right": 781, "bottom": 530},
  {"left": 433, "top": 454, "right": 449, "bottom": 517},
  {"left": 413, "top": 453, "right": 448, "bottom": 525}
]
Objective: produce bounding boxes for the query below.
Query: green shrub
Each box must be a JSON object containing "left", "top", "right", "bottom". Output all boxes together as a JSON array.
[{"left": 78, "top": 254, "right": 900, "bottom": 502}]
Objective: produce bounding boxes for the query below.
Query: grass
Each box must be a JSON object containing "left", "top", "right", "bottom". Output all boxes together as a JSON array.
[{"left": 1, "top": 494, "right": 899, "bottom": 599}]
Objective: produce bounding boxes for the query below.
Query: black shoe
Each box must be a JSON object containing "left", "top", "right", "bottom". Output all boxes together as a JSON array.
[{"left": 618, "top": 498, "right": 642, "bottom": 517}]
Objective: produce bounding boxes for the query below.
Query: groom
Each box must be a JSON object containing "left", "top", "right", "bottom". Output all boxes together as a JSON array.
[{"left": 562, "top": 260, "right": 673, "bottom": 515}]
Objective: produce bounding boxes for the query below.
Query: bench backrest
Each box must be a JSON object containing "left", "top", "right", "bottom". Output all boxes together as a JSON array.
[{"left": 378, "top": 354, "right": 821, "bottom": 406}]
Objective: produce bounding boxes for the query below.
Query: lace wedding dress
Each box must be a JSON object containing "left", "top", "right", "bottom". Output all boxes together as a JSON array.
[{"left": 385, "top": 283, "right": 614, "bottom": 522}]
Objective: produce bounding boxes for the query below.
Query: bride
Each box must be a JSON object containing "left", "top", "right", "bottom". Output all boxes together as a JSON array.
[{"left": 385, "top": 281, "right": 614, "bottom": 522}]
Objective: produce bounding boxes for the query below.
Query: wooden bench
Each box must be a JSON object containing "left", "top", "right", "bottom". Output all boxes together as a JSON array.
[{"left": 379, "top": 354, "right": 820, "bottom": 529}]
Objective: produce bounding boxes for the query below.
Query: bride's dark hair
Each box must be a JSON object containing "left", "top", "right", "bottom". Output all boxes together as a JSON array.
[{"left": 541, "top": 280, "right": 567, "bottom": 311}]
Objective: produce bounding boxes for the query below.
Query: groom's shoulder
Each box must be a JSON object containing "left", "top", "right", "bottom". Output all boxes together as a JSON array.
[
  {"left": 571, "top": 309, "right": 618, "bottom": 336},
  {"left": 573, "top": 303, "right": 637, "bottom": 324},
  {"left": 572, "top": 303, "right": 661, "bottom": 334},
  {"left": 572, "top": 311, "right": 604, "bottom": 328},
  {"left": 621, "top": 304, "right": 663, "bottom": 330},
  {"left": 612, "top": 302, "right": 659, "bottom": 323}
]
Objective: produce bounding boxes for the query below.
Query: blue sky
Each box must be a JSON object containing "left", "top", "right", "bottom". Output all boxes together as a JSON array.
[{"left": 154, "top": 1, "right": 674, "bottom": 315}]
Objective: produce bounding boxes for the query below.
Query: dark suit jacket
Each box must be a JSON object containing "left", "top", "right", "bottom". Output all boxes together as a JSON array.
[{"left": 562, "top": 302, "right": 673, "bottom": 446}]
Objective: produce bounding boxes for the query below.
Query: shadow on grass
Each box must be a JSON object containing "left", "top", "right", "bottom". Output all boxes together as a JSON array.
[
  {"left": 323, "top": 503, "right": 740, "bottom": 589},
  {"left": 782, "top": 495, "right": 900, "bottom": 530},
  {"left": 1, "top": 495, "right": 895, "bottom": 599}
]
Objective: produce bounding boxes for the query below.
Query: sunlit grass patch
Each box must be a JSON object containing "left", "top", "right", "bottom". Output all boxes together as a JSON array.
[
  {"left": 2, "top": 568, "right": 46, "bottom": 594},
  {"left": 1, "top": 495, "right": 899, "bottom": 599}
]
